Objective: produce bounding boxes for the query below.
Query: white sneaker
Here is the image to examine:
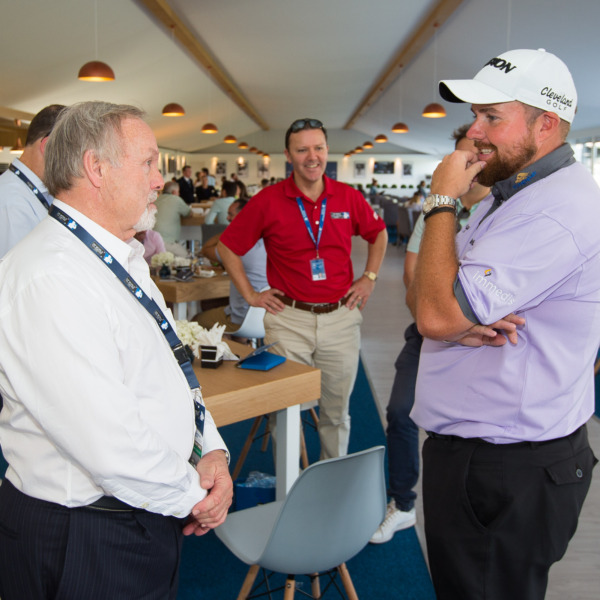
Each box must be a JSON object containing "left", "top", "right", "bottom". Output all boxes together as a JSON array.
[{"left": 369, "top": 500, "right": 416, "bottom": 544}]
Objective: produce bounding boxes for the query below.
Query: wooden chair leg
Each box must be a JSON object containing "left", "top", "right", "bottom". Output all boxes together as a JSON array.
[
  {"left": 337, "top": 563, "right": 358, "bottom": 600},
  {"left": 260, "top": 420, "right": 271, "bottom": 452},
  {"left": 283, "top": 575, "right": 296, "bottom": 600},
  {"left": 300, "top": 425, "right": 309, "bottom": 470},
  {"left": 237, "top": 564, "right": 260, "bottom": 600},
  {"left": 232, "top": 416, "right": 264, "bottom": 480},
  {"left": 308, "top": 407, "right": 319, "bottom": 426},
  {"left": 310, "top": 573, "right": 321, "bottom": 598}
]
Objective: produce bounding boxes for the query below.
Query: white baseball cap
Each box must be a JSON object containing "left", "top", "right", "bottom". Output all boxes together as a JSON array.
[{"left": 439, "top": 48, "right": 577, "bottom": 123}]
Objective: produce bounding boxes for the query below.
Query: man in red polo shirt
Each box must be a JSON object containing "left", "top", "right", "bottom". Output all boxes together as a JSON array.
[{"left": 218, "top": 118, "right": 387, "bottom": 458}]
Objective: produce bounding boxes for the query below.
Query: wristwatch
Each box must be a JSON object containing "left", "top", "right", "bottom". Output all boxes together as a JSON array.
[
  {"left": 423, "top": 194, "right": 457, "bottom": 219},
  {"left": 363, "top": 271, "right": 378, "bottom": 282}
]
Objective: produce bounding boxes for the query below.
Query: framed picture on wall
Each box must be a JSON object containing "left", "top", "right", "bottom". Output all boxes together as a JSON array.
[
  {"left": 354, "top": 162, "right": 366, "bottom": 178},
  {"left": 216, "top": 161, "right": 227, "bottom": 176},
  {"left": 237, "top": 161, "right": 248, "bottom": 178},
  {"left": 258, "top": 162, "right": 270, "bottom": 178},
  {"left": 403, "top": 163, "right": 413, "bottom": 176},
  {"left": 373, "top": 161, "right": 394, "bottom": 174}
]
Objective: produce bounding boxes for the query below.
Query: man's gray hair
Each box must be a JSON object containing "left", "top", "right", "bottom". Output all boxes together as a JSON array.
[
  {"left": 45, "top": 101, "right": 146, "bottom": 197},
  {"left": 163, "top": 180, "right": 180, "bottom": 195}
]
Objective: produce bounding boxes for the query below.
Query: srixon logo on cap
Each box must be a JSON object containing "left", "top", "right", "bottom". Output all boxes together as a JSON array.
[{"left": 484, "top": 57, "right": 517, "bottom": 73}]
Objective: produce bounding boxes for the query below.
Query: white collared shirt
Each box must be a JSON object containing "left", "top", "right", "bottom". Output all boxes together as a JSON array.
[
  {"left": 0, "top": 158, "right": 53, "bottom": 258},
  {"left": 0, "top": 200, "right": 227, "bottom": 516}
]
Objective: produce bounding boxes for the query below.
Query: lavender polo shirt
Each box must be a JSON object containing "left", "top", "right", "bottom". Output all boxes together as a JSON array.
[{"left": 412, "top": 145, "right": 600, "bottom": 443}]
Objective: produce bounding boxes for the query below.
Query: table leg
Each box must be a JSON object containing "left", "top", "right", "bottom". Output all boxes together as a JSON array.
[
  {"left": 275, "top": 404, "right": 300, "bottom": 500},
  {"left": 173, "top": 302, "right": 187, "bottom": 321}
]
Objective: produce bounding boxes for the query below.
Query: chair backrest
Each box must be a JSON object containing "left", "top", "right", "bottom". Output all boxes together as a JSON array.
[
  {"left": 397, "top": 206, "right": 413, "bottom": 238},
  {"left": 201, "top": 223, "right": 228, "bottom": 243},
  {"left": 230, "top": 304, "right": 266, "bottom": 341},
  {"left": 259, "top": 446, "right": 386, "bottom": 574}
]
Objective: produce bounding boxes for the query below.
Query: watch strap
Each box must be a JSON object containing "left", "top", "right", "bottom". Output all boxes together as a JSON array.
[{"left": 363, "top": 271, "right": 378, "bottom": 281}]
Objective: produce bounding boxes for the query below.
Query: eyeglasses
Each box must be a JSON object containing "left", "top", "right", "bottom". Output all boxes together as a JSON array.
[{"left": 289, "top": 118, "right": 324, "bottom": 133}]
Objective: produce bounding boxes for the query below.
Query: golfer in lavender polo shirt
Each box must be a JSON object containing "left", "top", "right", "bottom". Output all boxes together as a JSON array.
[{"left": 409, "top": 49, "right": 600, "bottom": 600}]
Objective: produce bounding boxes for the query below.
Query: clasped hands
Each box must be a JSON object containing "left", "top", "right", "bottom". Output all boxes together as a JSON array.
[
  {"left": 449, "top": 313, "right": 526, "bottom": 347},
  {"left": 183, "top": 449, "right": 233, "bottom": 537}
]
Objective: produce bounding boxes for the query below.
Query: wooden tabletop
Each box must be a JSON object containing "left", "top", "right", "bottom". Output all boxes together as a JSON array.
[
  {"left": 181, "top": 214, "right": 205, "bottom": 226},
  {"left": 154, "top": 271, "right": 231, "bottom": 304},
  {"left": 197, "top": 342, "right": 321, "bottom": 427}
]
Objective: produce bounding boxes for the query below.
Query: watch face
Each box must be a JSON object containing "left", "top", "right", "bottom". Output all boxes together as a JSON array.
[{"left": 423, "top": 195, "right": 435, "bottom": 213}]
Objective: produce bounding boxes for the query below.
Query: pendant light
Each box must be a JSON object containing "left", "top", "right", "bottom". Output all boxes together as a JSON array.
[
  {"left": 238, "top": 141, "right": 249, "bottom": 150},
  {"left": 78, "top": 0, "right": 114, "bottom": 82},
  {"left": 363, "top": 141, "right": 374, "bottom": 149},
  {"left": 224, "top": 134, "right": 237, "bottom": 144},
  {"left": 374, "top": 134, "right": 388, "bottom": 143},
  {"left": 422, "top": 23, "right": 446, "bottom": 118},
  {"left": 161, "top": 27, "right": 185, "bottom": 116},
  {"left": 201, "top": 123, "right": 218, "bottom": 134}
]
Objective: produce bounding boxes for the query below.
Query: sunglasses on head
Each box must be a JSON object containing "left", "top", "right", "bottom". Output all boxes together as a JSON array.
[{"left": 289, "top": 118, "right": 324, "bottom": 132}]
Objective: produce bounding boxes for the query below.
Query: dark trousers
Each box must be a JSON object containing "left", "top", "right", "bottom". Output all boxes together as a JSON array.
[
  {"left": 422, "top": 425, "right": 597, "bottom": 600},
  {"left": 385, "top": 323, "right": 422, "bottom": 511},
  {"left": 0, "top": 480, "right": 184, "bottom": 600}
]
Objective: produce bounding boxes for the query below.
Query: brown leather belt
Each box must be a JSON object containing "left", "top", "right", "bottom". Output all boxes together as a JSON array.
[{"left": 281, "top": 294, "right": 347, "bottom": 314}]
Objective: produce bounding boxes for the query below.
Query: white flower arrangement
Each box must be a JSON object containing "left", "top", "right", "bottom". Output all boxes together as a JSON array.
[
  {"left": 151, "top": 251, "right": 175, "bottom": 267},
  {"left": 176, "top": 319, "right": 205, "bottom": 358}
]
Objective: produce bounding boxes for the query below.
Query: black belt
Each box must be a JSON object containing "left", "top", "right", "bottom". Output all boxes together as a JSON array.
[
  {"left": 281, "top": 294, "right": 347, "bottom": 314},
  {"left": 86, "top": 496, "right": 136, "bottom": 512},
  {"left": 426, "top": 425, "right": 584, "bottom": 448}
]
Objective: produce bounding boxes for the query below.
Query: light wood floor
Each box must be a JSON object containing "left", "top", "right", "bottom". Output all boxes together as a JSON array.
[{"left": 353, "top": 239, "right": 600, "bottom": 600}]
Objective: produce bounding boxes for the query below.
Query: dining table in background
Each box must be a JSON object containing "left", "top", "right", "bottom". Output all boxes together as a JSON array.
[{"left": 198, "top": 340, "right": 321, "bottom": 500}]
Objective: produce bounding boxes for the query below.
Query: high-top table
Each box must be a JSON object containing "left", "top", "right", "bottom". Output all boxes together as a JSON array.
[
  {"left": 197, "top": 341, "right": 321, "bottom": 499},
  {"left": 154, "top": 271, "right": 231, "bottom": 320}
]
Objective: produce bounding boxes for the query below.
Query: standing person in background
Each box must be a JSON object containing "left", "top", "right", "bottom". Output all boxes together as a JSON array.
[
  {"left": 218, "top": 117, "right": 387, "bottom": 459},
  {"left": 370, "top": 124, "right": 490, "bottom": 544},
  {"left": 177, "top": 165, "right": 195, "bottom": 205},
  {"left": 0, "top": 101, "right": 232, "bottom": 599},
  {"left": 410, "top": 49, "right": 599, "bottom": 600},
  {"left": 0, "top": 104, "right": 65, "bottom": 258}
]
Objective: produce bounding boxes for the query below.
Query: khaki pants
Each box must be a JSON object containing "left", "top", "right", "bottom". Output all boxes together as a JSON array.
[{"left": 264, "top": 304, "right": 362, "bottom": 459}]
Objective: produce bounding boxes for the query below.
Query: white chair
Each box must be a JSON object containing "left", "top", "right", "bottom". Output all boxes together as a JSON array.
[
  {"left": 230, "top": 287, "right": 268, "bottom": 347},
  {"left": 217, "top": 446, "right": 386, "bottom": 600}
]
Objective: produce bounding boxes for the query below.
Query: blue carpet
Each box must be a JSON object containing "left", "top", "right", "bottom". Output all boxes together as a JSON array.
[{"left": 177, "top": 358, "right": 436, "bottom": 599}]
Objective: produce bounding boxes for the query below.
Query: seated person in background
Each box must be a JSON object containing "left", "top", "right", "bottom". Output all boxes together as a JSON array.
[
  {"left": 193, "top": 199, "right": 267, "bottom": 332},
  {"left": 204, "top": 181, "right": 237, "bottom": 225},
  {"left": 236, "top": 179, "right": 248, "bottom": 200},
  {"left": 153, "top": 180, "right": 191, "bottom": 257},
  {"left": 195, "top": 174, "right": 217, "bottom": 201},
  {"left": 134, "top": 228, "right": 166, "bottom": 265}
]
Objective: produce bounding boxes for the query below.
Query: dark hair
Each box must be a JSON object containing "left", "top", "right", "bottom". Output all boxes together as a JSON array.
[
  {"left": 233, "top": 198, "right": 249, "bottom": 211},
  {"left": 285, "top": 118, "right": 328, "bottom": 150},
  {"left": 451, "top": 123, "right": 471, "bottom": 149},
  {"left": 25, "top": 104, "right": 66, "bottom": 146},
  {"left": 182, "top": 165, "right": 191, "bottom": 172},
  {"left": 223, "top": 181, "right": 238, "bottom": 197}
]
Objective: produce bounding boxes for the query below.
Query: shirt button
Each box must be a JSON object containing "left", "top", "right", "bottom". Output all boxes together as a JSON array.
[
  {"left": 576, "top": 467, "right": 583, "bottom": 478},
  {"left": 141, "top": 502, "right": 149, "bottom": 508}
]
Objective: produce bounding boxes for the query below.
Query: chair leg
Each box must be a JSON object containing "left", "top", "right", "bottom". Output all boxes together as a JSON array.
[
  {"left": 308, "top": 407, "right": 319, "bottom": 426},
  {"left": 260, "top": 421, "right": 271, "bottom": 452},
  {"left": 237, "top": 564, "right": 260, "bottom": 600},
  {"left": 310, "top": 573, "right": 321, "bottom": 598},
  {"left": 283, "top": 575, "right": 296, "bottom": 600},
  {"left": 232, "top": 416, "right": 264, "bottom": 480},
  {"left": 300, "top": 425, "right": 309, "bottom": 470},
  {"left": 337, "top": 563, "right": 358, "bottom": 600}
]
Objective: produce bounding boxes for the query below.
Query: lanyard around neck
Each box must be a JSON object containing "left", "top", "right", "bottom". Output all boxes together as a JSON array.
[
  {"left": 48, "top": 205, "right": 205, "bottom": 439},
  {"left": 296, "top": 197, "right": 327, "bottom": 257},
  {"left": 9, "top": 163, "right": 51, "bottom": 211}
]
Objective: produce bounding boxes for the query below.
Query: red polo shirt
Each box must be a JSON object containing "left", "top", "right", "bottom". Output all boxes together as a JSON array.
[{"left": 220, "top": 175, "right": 385, "bottom": 303}]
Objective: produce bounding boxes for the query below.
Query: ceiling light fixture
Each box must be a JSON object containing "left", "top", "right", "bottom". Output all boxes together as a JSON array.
[
  {"left": 354, "top": 146, "right": 363, "bottom": 153},
  {"left": 422, "top": 23, "right": 446, "bottom": 118},
  {"left": 392, "top": 122, "right": 409, "bottom": 133},
  {"left": 162, "top": 102, "right": 185, "bottom": 117},
  {"left": 224, "top": 134, "right": 237, "bottom": 143},
  {"left": 201, "top": 123, "right": 218, "bottom": 134},
  {"left": 78, "top": 0, "right": 114, "bottom": 81},
  {"left": 249, "top": 146, "right": 257, "bottom": 153},
  {"left": 363, "top": 141, "right": 373, "bottom": 149},
  {"left": 238, "top": 141, "right": 249, "bottom": 149},
  {"left": 374, "top": 134, "right": 388, "bottom": 143}
]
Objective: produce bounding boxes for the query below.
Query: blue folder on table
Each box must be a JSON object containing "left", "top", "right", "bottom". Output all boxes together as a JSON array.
[{"left": 236, "top": 342, "right": 286, "bottom": 371}]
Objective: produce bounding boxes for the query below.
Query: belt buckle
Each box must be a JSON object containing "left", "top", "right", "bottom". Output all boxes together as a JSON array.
[{"left": 310, "top": 303, "right": 328, "bottom": 314}]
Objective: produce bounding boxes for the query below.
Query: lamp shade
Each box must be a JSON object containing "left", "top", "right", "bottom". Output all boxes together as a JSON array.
[
  {"left": 363, "top": 141, "right": 374, "bottom": 149},
  {"left": 392, "top": 122, "right": 409, "bottom": 133},
  {"left": 249, "top": 146, "right": 258, "bottom": 153},
  {"left": 224, "top": 134, "right": 237, "bottom": 143},
  {"left": 354, "top": 146, "right": 363, "bottom": 153},
  {"left": 238, "top": 142, "right": 249, "bottom": 149},
  {"left": 374, "top": 134, "right": 388, "bottom": 143},
  {"left": 162, "top": 103, "right": 185, "bottom": 117},
  {"left": 201, "top": 123, "right": 218, "bottom": 133},
  {"left": 422, "top": 103, "right": 446, "bottom": 118},
  {"left": 78, "top": 60, "right": 115, "bottom": 82}
]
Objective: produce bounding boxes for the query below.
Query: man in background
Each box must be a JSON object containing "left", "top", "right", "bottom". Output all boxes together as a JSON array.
[
  {"left": 218, "top": 117, "right": 387, "bottom": 459},
  {"left": 154, "top": 180, "right": 191, "bottom": 257},
  {"left": 0, "top": 101, "right": 232, "bottom": 599},
  {"left": 177, "top": 164, "right": 195, "bottom": 204},
  {"left": 204, "top": 180, "right": 237, "bottom": 225},
  {"left": 410, "top": 49, "right": 599, "bottom": 599},
  {"left": 370, "top": 124, "right": 490, "bottom": 544},
  {"left": 194, "top": 198, "right": 267, "bottom": 332},
  {"left": 0, "top": 104, "right": 65, "bottom": 257}
]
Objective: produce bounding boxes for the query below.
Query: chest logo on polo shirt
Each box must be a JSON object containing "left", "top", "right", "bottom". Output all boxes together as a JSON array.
[
  {"left": 330, "top": 212, "right": 350, "bottom": 219},
  {"left": 484, "top": 268, "right": 492, "bottom": 277}
]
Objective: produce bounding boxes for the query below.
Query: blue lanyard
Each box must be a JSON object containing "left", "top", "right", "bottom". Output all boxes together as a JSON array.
[
  {"left": 296, "top": 197, "right": 327, "bottom": 257},
  {"left": 49, "top": 205, "right": 205, "bottom": 443},
  {"left": 9, "top": 163, "right": 51, "bottom": 211}
]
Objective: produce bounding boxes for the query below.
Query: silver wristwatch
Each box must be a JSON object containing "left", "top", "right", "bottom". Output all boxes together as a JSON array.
[{"left": 422, "top": 194, "right": 457, "bottom": 217}]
